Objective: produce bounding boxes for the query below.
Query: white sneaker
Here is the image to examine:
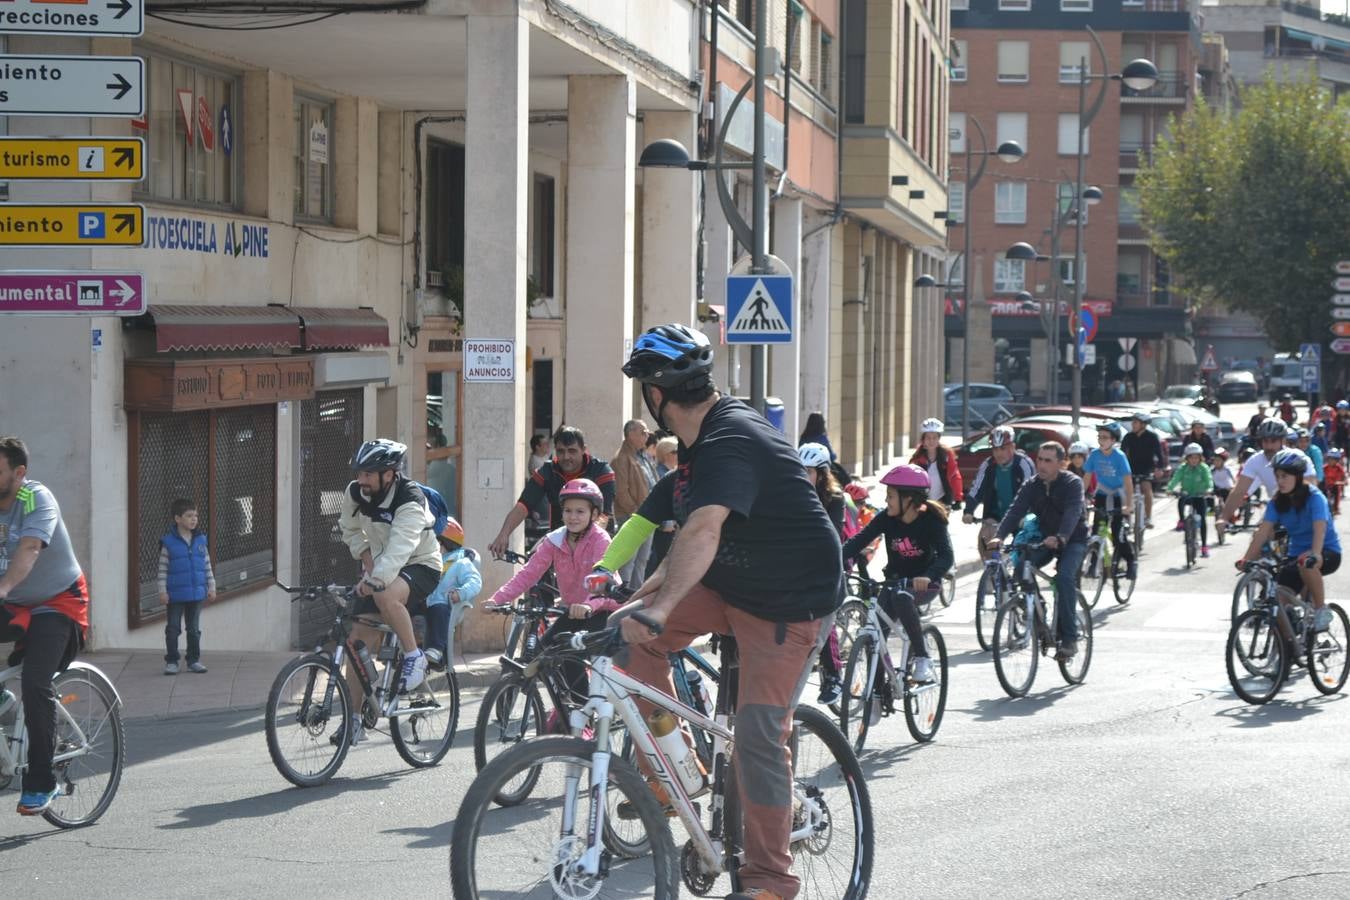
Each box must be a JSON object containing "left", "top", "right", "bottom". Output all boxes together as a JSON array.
[
  {"left": 910, "top": 656, "right": 936, "bottom": 683},
  {"left": 1314, "top": 607, "right": 1334, "bottom": 632},
  {"left": 400, "top": 649, "right": 428, "bottom": 692}
]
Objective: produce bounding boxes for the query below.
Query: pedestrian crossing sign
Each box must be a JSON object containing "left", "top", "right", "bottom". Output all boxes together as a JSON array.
[{"left": 725, "top": 274, "right": 793, "bottom": 344}]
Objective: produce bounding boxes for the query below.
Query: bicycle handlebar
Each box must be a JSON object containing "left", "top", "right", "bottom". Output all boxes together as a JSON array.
[
  {"left": 275, "top": 583, "right": 354, "bottom": 602},
  {"left": 494, "top": 549, "right": 531, "bottom": 565}
]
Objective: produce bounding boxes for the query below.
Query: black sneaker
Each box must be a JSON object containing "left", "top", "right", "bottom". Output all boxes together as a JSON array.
[{"left": 817, "top": 675, "right": 842, "bottom": 706}]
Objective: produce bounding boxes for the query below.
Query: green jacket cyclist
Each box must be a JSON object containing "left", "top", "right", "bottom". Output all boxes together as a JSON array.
[{"left": 1167, "top": 443, "right": 1214, "bottom": 557}]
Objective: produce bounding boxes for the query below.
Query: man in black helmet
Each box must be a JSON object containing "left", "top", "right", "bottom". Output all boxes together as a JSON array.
[{"left": 614, "top": 323, "right": 843, "bottom": 900}]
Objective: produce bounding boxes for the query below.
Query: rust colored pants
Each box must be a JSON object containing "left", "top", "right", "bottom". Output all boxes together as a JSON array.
[{"left": 621, "top": 584, "right": 830, "bottom": 899}]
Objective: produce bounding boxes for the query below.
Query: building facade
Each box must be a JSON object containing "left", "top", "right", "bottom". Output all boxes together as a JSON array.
[{"left": 948, "top": 0, "right": 1203, "bottom": 404}]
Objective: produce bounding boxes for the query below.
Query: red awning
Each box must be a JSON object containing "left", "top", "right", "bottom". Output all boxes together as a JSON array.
[
  {"left": 148, "top": 305, "right": 302, "bottom": 353},
  {"left": 295, "top": 306, "right": 391, "bottom": 350}
]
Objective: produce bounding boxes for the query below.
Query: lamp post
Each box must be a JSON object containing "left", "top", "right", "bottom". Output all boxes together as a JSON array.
[
  {"left": 954, "top": 117, "right": 1023, "bottom": 442},
  {"left": 637, "top": 5, "right": 772, "bottom": 412},
  {"left": 1069, "top": 27, "right": 1157, "bottom": 429}
]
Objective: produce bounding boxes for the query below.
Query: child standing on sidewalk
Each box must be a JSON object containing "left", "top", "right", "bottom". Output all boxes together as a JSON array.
[
  {"left": 424, "top": 517, "right": 481, "bottom": 669},
  {"left": 157, "top": 498, "right": 215, "bottom": 675}
]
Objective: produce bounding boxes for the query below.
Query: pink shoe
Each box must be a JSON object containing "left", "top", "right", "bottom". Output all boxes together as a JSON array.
[{"left": 1201, "top": 546, "right": 1210, "bottom": 558}]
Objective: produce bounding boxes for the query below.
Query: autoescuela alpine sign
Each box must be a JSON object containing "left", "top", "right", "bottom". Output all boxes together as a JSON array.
[{"left": 463, "top": 339, "right": 515, "bottom": 382}]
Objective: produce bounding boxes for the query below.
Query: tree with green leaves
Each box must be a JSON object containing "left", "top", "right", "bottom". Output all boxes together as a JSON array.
[{"left": 1138, "top": 74, "right": 1350, "bottom": 365}]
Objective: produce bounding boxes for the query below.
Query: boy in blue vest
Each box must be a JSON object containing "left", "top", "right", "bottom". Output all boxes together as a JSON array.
[
  {"left": 424, "top": 517, "right": 481, "bottom": 670},
  {"left": 157, "top": 498, "right": 216, "bottom": 675}
]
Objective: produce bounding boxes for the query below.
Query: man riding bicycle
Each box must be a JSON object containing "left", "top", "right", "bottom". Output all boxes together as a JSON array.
[
  {"left": 963, "top": 425, "right": 1034, "bottom": 561},
  {"left": 614, "top": 323, "right": 842, "bottom": 900},
  {"left": 338, "top": 439, "right": 443, "bottom": 739},
  {"left": 0, "top": 437, "right": 90, "bottom": 816},
  {"left": 1120, "top": 411, "right": 1166, "bottom": 528},
  {"left": 1084, "top": 421, "right": 1138, "bottom": 580}
]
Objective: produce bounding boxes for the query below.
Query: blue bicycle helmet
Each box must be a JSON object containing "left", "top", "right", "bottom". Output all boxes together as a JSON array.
[
  {"left": 622, "top": 323, "right": 714, "bottom": 390},
  {"left": 1098, "top": 421, "right": 1125, "bottom": 441},
  {"left": 1272, "top": 448, "right": 1310, "bottom": 477}
]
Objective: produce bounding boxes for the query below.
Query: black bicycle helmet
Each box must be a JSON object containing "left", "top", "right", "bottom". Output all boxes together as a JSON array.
[
  {"left": 622, "top": 324, "right": 714, "bottom": 391},
  {"left": 351, "top": 438, "right": 407, "bottom": 472},
  {"left": 1255, "top": 418, "right": 1289, "bottom": 441}
]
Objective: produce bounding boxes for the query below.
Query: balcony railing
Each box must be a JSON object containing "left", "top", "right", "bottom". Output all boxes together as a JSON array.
[
  {"left": 1121, "top": 0, "right": 1186, "bottom": 12},
  {"left": 1122, "top": 71, "right": 1187, "bottom": 99},
  {"left": 1267, "top": 46, "right": 1350, "bottom": 68}
]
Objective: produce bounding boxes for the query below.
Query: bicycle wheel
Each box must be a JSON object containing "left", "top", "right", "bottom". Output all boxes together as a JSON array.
[
  {"left": 838, "top": 635, "right": 877, "bottom": 754},
  {"left": 604, "top": 730, "right": 652, "bottom": 860},
  {"left": 1058, "top": 599, "right": 1094, "bottom": 685},
  {"left": 1308, "top": 603, "right": 1350, "bottom": 695},
  {"left": 832, "top": 599, "right": 869, "bottom": 674},
  {"left": 725, "top": 705, "right": 873, "bottom": 900},
  {"left": 472, "top": 672, "right": 547, "bottom": 806},
  {"left": 449, "top": 736, "right": 679, "bottom": 899},
  {"left": 1232, "top": 571, "right": 1269, "bottom": 622},
  {"left": 904, "top": 626, "right": 948, "bottom": 742},
  {"left": 993, "top": 597, "right": 1038, "bottom": 698},
  {"left": 1215, "top": 507, "right": 1226, "bottom": 546},
  {"left": 265, "top": 653, "right": 352, "bottom": 788},
  {"left": 938, "top": 571, "right": 956, "bottom": 608},
  {"left": 1111, "top": 553, "right": 1136, "bottom": 605},
  {"left": 1080, "top": 541, "right": 1106, "bottom": 610},
  {"left": 391, "top": 665, "right": 459, "bottom": 768},
  {"left": 1226, "top": 610, "right": 1288, "bottom": 705},
  {"left": 1133, "top": 500, "right": 1145, "bottom": 553},
  {"left": 1184, "top": 518, "right": 1197, "bottom": 569},
  {"left": 42, "top": 667, "right": 125, "bottom": 828},
  {"left": 975, "top": 567, "right": 1001, "bottom": 652}
]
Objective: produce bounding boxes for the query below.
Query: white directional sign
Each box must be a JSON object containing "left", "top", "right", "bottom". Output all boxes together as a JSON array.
[
  {"left": 1336, "top": 261, "right": 1350, "bottom": 276},
  {"left": 1334, "top": 294, "right": 1350, "bottom": 307},
  {"left": 0, "top": 0, "right": 143, "bottom": 37},
  {"left": 1336, "top": 277, "right": 1350, "bottom": 292},
  {"left": 0, "top": 55, "right": 143, "bottom": 117},
  {"left": 1334, "top": 308, "right": 1350, "bottom": 320}
]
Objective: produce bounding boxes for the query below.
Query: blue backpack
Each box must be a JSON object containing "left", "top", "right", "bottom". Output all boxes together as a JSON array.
[{"left": 415, "top": 482, "right": 450, "bottom": 536}]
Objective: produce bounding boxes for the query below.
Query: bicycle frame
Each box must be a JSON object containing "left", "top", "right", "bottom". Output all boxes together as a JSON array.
[
  {"left": 0, "top": 661, "right": 119, "bottom": 779},
  {"left": 853, "top": 590, "right": 941, "bottom": 707}
]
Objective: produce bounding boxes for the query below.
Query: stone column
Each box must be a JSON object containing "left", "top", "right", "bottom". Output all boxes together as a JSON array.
[
  {"left": 564, "top": 75, "right": 636, "bottom": 444},
  {"left": 640, "top": 111, "right": 698, "bottom": 330},
  {"left": 460, "top": 12, "right": 529, "bottom": 648},
  {"left": 840, "top": 224, "right": 865, "bottom": 470},
  {"left": 770, "top": 197, "right": 804, "bottom": 440}
]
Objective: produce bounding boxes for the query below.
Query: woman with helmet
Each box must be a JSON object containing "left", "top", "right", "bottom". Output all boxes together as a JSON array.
[
  {"left": 964, "top": 425, "right": 1035, "bottom": 561},
  {"left": 1238, "top": 449, "right": 1342, "bottom": 632},
  {"left": 1167, "top": 443, "right": 1215, "bottom": 557},
  {"left": 910, "top": 418, "right": 964, "bottom": 509},
  {"left": 423, "top": 517, "right": 483, "bottom": 670},
  {"left": 1218, "top": 419, "right": 1317, "bottom": 536},
  {"left": 840, "top": 463, "right": 954, "bottom": 684},
  {"left": 1084, "top": 421, "right": 1138, "bottom": 580}
]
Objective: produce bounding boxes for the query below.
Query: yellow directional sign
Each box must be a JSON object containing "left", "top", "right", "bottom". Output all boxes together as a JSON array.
[
  {"left": 0, "top": 204, "right": 144, "bottom": 247},
  {"left": 0, "top": 137, "right": 144, "bottom": 181}
]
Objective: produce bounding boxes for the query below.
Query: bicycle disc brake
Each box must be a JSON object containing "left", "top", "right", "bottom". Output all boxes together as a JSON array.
[
  {"left": 794, "top": 785, "right": 833, "bottom": 856},
  {"left": 549, "top": 835, "right": 605, "bottom": 900},
  {"left": 681, "top": 840, "right": 719, "bottom": 896}
]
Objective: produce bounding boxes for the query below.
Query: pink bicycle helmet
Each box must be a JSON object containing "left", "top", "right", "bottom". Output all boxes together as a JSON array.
[
  {"left": 559, "top": 478, "right": 604, "bottom": 510},
  {"left": 880, "top": 463, "right": 930, "bottom": 493}
]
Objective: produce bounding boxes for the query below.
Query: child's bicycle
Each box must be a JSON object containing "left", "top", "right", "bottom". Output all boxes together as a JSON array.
[
  {"left": 837, "top": 576, "right": 949, "bottom": 751},
  {"left": 1175, "top": 493, "right": 1208, "bottom": 569},
  {"left": 264, "top": 583, "right": 460, "bottom": 787},
  {"left": 450, "top": 613, "right": 873, "bottom": 900},
  {"left": 992, "top": 541, "right": 1094, "bottom": 698},
  {"left": 0, "top": 658, "right": 124, "bottom": 827},
  {"left": 1081, "top": 493, "right": 1134, "bottom": 608}
]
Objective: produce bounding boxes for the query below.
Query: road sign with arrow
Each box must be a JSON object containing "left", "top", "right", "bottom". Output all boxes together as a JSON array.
[
  {"left": 0, "top": 137, "right": 143, "bottom": 181},
  {"left": 0, "top": 55, "right": 143, "bottom": 117},
  {"left": 0, "top": 204, "right": 144, "bottom": 247},
  {"left": 0, "top": 0, "right": 143, "bottom": 36},
  {"left": 0, "top": 272, "right": 144, "bottom": 315}
]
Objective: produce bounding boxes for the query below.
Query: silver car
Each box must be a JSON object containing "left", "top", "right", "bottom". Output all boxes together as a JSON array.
[{"left": 943, "top": 383, "right": 1015, "bottom": 429}]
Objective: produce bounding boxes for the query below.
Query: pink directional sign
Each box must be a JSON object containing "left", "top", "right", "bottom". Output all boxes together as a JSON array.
[{"left": 0, "top": 272, "right": 144, "bottom": 315}]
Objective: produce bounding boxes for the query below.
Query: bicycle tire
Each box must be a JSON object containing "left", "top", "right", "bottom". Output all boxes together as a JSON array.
[
  {"left": 1226, "top": 609, "right": 1287, "bottom": 705},
  {"left": 265, "top": 653, "right": 352, "bottom": 788},
  {"left": 904, "top": 626, "right": 948, "bottom": 742},
  {"left": 1111, "top": 554, "right": 1136, "bottom": 605},
  {"left": 42, "top": 667, "right": 125, "bottom": 828},
  {"left": 1232, "top": 570, "right": 1269, "bottom": 622},
  {"left": 725, "top": 705, "right": 873, "bottom": 900},
  {"left": 391, "top": 665, "right": 459, "bottom": 768},
  {"left": 1215, "top": 508, "right": 1226, "bottom": 546},
  {"left": 993, "top": 597, "right": 1038, "bottom": 698},
  {"left": 449, "top": 736, "right": 679, "bottom": 899},
  {"left": 1308, "top": 603, "right": 1350, "bottom": 695},
  {"left": 1058, "top": 599, "right": 1094, "bottom": 685},
  {"left": 839, "top": 634, "right": 877, "bottom": 754},
  {"left": 938, "top": 571, "right": 956, "bottom": 608},
  {"left": 604, "top": 731, "right": 653, "bottom": 860},
  {"left": 1080, "top": 541, "right": 1106, "bottom": 610},
  {"left": 975, "top": 567, "right": 1000, "bottom": 652},
  {"left": 472, "top": 672, "right": 547, "bottom": 806},
  {"left": 1133, "top": 497, "right": 1145, "bottom": 554},
  {"left": 828, "top": 599, "right": 868, "bottom": 715},
  {"left": 1184, "top": 518, "right": 1197, "bottom": 569}
]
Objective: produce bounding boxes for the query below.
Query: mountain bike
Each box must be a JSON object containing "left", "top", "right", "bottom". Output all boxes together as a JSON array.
[
  {"left": 264, "top": 584, "right": 459, "bottom": 787},
  {"left": 1231, "top": 528, "right": 1290, "bottom": 622},
  {"left": 976, "top": 548, "right": 1016, "bottom": 651},
  {"left": 1084, "top": 493, "right": 1134, "bottom": 606},
  {"left": 992, "top": 541, "right": 1094, "bottom": 698},
  {"left": 837, "top": 576, "right": 948, "bottom": 751},
  {"left": 0, "top": 659, "right": 124, "bottom": 828},
  {"left": 450, "top": 614, "right": 873, "bottom": 900},
  {"left": 1177, "top": 493, "right": 1206, "bottom": 569},
  {"left": 1226, "top": 559, "right": 1350, "bottom": 704},
  {"left": 491, "top": 549, "right": 561, "bottom": 665}
]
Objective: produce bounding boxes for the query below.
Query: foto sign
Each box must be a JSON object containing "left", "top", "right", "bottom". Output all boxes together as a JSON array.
[
  {"left": 0, "top": 204, "right": 144, "bottom": 247},
  {"left": 0, "top": 137, "right": 143, "bottom": 181},
  {"left": 0, "top": 272, "right": 143, "bottom": 315},
  {"left": 0, "top": 55, "right": 143, "bottom": 117},
  {"left": 0, "top": 0, "right": 143, "bottom": 37},
  {"left": 463, "top": 339, "right": 515, "bottom": 382}
]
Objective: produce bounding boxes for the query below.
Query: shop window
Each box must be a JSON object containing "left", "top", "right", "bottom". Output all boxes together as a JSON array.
[
  {"left": 425, "top": 370, "right": 462, "bottom": 520},
  {"left": 130, "top": 406, "right": 276, "bottom": 625},
  {"left": 139, "top": 50, "right": 239, "bottom": 208},
  {"left": 294, "top": 95, "right": 333, "bottom": 221}
]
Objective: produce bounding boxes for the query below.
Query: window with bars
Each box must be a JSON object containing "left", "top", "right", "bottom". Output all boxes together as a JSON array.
[
  {"left": 138, "top": 50, "right": 239, "bottom": 208},
  {"left": 130, "top": 406, "right": 276, "bottom": 625},
  {"left": 294, "top": 94, "right": 333, "bottom": 221}
]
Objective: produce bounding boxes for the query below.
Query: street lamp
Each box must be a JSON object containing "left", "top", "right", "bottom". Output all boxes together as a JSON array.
[
  {"left": 955, "top": 116, "right": 1024, "bottom": 442},
  {"left": 1068, "top": 27, "right": 1157, "bottom": 429},
  {"left": 637, "top": 9, "right": 770, "bottom": 413}
]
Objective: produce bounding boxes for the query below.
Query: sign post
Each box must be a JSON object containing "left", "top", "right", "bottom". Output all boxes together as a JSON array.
[
  {"left": 725, "top": 253, "right": 794, "bottom": 345},
  {"left": 1200, "top": 344, "right": 1219, "bottom": 373}
]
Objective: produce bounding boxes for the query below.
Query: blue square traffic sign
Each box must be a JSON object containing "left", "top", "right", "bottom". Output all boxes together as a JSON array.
[
  {"left": 78, "top": 212, "right": 106, "bottom": 239},
  {"left": 726, "top": 274, "right": 793, "bottom": 344}
]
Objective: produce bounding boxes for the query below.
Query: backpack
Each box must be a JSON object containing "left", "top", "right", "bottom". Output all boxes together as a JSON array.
[{"left": 415, "top": 481, "right": 451, "bottom": 536}]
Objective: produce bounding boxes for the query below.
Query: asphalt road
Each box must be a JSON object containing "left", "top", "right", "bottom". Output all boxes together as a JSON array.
[{"left": 4, "top": 486, "right": 1350, "bottom": 898}]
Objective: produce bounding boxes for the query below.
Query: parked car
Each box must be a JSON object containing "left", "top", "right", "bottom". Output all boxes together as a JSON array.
[
  {"left": 1152, "top": 403, "right": 1240, "bottom": 452},
  {"left": 1161, "top": 384, "right": 1220, "bottom": 415},
  {"left": 955, "top": 420, "right": 1100, "bottom": 486},
  {"left": 943, "top": 383, "right": 1015, "bottom": 430},
  {"left": 1216, "top": 370, "right": 1259, "bottom": 403}
]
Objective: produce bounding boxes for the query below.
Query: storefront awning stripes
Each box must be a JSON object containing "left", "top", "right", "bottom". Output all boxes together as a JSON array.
[
  {"left": 294, "top": 306, "right": 391, "bottom": 350},
  {"left": 147, "top": 304, "right": 302, "bottom": 353}
]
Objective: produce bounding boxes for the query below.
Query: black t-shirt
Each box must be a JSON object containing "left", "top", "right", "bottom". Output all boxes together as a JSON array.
[
  {"left": 1120, "top": 429, "right": 1165, "bottom": 475},
  {"left": 841, "top": 509, "right": 954, "bottom": 582},
  {"left": 638, "top": 470, "right": 676, "bottom": 522},
  {"left": 670, "top": 396, "right": 842, "bottom": 622},
  {"left": 517, "top": 454, "right": 616, "bottom": 528}
]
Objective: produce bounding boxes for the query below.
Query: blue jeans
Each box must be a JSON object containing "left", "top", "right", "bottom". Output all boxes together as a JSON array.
[
  {"left": 1029, "top": 541, "right": 1087, "bottom": 644},
  {"left": 164, "top": 601, "right": 203, "bottom": 664}
]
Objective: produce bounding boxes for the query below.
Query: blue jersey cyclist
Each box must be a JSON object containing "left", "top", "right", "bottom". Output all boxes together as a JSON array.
[{"left": 1083, "top": 421, "right": 1138, "bottom": 579}]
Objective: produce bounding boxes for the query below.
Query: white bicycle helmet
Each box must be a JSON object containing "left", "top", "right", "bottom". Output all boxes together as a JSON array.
[
  {"left": 920, "top": 417, "right": 944, "bottom": 436},
  {"left": 798, "top": 442, "right": 831, "bottom": 469},
  {"left": 1183, "top": 442, "right": 1204, "bottom": 457},
  {"left": 990, "top": 425, "right": 1015, "bottom": 448},
  {"left": 1068, "top": 441, "right": 1090, "bottom": 457}
]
